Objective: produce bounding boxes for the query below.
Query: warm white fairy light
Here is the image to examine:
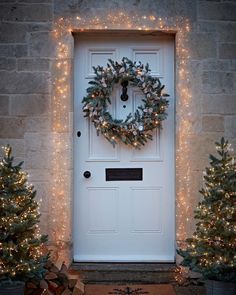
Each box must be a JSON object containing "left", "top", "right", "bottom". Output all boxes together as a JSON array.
[{"left": 51, "top": 12, "right": 193, "bottom": 262}]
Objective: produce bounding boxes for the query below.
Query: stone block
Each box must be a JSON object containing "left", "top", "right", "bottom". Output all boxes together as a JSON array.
[
  {"left": 0, "top": 45, "right": 27, "bottom": 57},
  {"left": 202, "top": 60, "right": 229, "bottom": 71},
  {"left": 0, "top": 138, "right": 25, "bottom": 156},
  {"left": 198, "top": 22, "right": 236, "bottom": 42},
  {"left": 188, "top": 33, "right": 217, "bottom": 59},
  {"left": 225, "top": 116, "right": 236, "bottom": 137},
  {"left": 231, "top": 60, "right": 236, "bottom": 71},
  {"left": 18, "top": 0, "right": 52, "bottom": 3},
  {"left": 0, "top": 3, "right": 52, "bottom": 22},
  {"left": 0, "top": 117, "right": 25, "bottom": 138},
  {"left": 202, "top": 94, "right": 236, "bottom": 114},
  {"left": 0, "top": 58, "right": 16, "bottom": 71},
  {"left": 202, "top": 115, "right": 224, "bottom": 132},
  {"left": 25, "top": 150, "right": 51, "bottom": 169},
  {"left": 202, "top": 71, "right": 234, "bottom": 94},
  {"left": 198, "top": 2, "right": 236, "bottom": 21},
  {"left": 25, "top": 116, "right": 51, "bottom": 132},
  {"left": 17, "top": 58, "right": 50, "bottom": 71},
  {"left": 27, "top": 169, "right": 51, "bottom": 182},
  {"left": 29, "top": 32, "right": 57, "bottom": 58},
  {"left": 0, "top": 95, "right": 9, "bottom": 115},
  {"left": 0, "top": 23, "right": 27, "bottom": 43},
  {"left": 0, "top": 72, "right": 50, "bottom": 94},
  {"left": 27, "top": 22, "right": 53, "bottom": 32},
  {"left": 219, "top": 43, "right": 236, "bottom": 59},
  {"left": 10, "top": 94, "right": 50, "bottom": 116},
  {"left": 54, "top": 0, "right": 197, "bottom": 20},
  {"left": 24, "top": 132, "right": 51, "bottom": 151}
]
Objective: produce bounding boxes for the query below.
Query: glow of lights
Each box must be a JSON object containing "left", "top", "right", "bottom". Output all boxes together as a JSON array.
[{"left": 52, "top": 12, "right": 192, "bottom": 263}]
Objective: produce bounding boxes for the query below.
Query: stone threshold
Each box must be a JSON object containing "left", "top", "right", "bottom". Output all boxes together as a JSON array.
[
  {"left": 71, "top": 262, "right": 176, "bottom": 272},
  {"left": 70, "top": 262, "right": 177, "bottom": 284}
]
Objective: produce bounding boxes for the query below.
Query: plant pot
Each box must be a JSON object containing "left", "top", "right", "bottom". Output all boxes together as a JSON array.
[
  {"left": 0, "top": 282, "right": 25, "bottom": 295},
  {"left": 206, "top": 280, "right": 236, "bottom": 295}
]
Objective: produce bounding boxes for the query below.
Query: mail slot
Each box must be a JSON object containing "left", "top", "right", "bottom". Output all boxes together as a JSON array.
[{"left": 106, "top": 168, "right": 143, "bottom": 181}]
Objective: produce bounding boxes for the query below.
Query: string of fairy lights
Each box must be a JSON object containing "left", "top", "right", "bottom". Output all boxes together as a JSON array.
[{"left": 51, "top": 12, "right": 193, "bottom": 263}]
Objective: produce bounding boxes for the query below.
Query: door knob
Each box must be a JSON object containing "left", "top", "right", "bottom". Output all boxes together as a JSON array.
[{"left": 83, "top": 171, "right": 91, "bottom": 178}]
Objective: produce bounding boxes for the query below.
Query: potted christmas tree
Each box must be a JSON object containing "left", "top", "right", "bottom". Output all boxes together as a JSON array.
[
  {"left": 0, "top": 145, "right": 48, "bottom": 295},
  {"left": 178, "top": 138, "right": 236, "bottom": 295}
]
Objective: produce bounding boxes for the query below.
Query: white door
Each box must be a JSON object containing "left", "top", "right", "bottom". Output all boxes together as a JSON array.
[{"left": 74, "top": 32, "right": 175, "bottom": 262}]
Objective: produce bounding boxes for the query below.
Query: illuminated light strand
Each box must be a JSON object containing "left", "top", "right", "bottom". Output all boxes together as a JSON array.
[{"left": 51, "top": 12, "right": 192, "bottom": 263}]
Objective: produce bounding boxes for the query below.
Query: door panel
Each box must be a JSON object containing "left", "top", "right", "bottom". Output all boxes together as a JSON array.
[{"left": 74, "top": 32, "right": 175, "bottom": 262}]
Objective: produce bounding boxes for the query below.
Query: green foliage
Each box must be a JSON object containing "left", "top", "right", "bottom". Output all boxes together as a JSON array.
[
  {"left": 178, "top": 138, "right": 236, "bottom": 282},
  {"left": 82, "top": 57, "right": 169, "bottom": 149},
  {"left": 0, "top": 145, "right": 48, "bottom": 284}
]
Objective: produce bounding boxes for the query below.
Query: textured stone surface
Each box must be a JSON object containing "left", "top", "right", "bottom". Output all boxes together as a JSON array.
[
  {"left": 0, "top": 72, "right": 50, "bottom": 94},
  {"left": 202, "top": 94, "right": 236, "bottom": 114},
  {"left": 0, "top": 3, "right": 53, "bottom": 22},
  {"left": 0, "top": 117, "right": 25, "bottom": 138},
  {"left": 0, "top": 23, "right": 27, "bottom": 43},
  {"left": 0, "top": 58, "right": 16, "bottom": 70},
  {"left": 198, "top": 22, "right": 236, "bottom": 42},
  {"left": 0, "top": 95, "right": 9, "bottom": 115},
  {"left": 10, "top": 94, "right": 50, "bottom": 115},
  {"left": 225, "top": 116, "right": 236, "bottom": 137},
  {"left": 219, "top": 43, "right": 236, "bottom": 59},
  {"left": 17, "top": 58, "right": 50, "bottom": 71},
  {"left": 202, "top": 115, "right": 224, "bottom": 132},
  {"left": 198, "top": 2, "right": 236, "bottom": 20},
  {"left": 29, "top": 32, "right": 57, "bottom": 57},
  {"left": 202, "top": 71, "right": 235, "bottom": 94},
  {"left": 0, "top": 44, "right": 27, "bottom": 57},
  {"left": 25, "top": 116, "right": 51, "bottom": 132},
  {"left": 188, "top": 33, "right": 217, "bottom": 59}
]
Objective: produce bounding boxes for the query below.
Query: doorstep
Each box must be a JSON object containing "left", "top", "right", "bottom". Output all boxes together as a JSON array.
[{"left": 70, "top": 263, "right": 177, "bottom": 284}]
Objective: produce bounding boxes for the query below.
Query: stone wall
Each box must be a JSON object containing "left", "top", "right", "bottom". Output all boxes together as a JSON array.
[{"left": 0, "top": 0, "right": 235, "bottom": 263}]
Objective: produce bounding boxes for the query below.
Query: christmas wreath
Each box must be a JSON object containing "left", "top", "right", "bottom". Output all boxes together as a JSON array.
[{"left": 82, "top": 57, "right": 169, "bottom": 149}]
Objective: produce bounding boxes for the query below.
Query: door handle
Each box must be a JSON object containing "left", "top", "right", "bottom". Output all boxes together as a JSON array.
[{"left": 83, "top": 171, "right": 91, "bottom": 178}]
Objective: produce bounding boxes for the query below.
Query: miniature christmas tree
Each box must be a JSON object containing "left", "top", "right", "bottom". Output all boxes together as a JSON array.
[
  {"left": 178, "top": 138, "right": 236, "bottom": 282},
  {"left": 0, "top": 145, "right": 48, "bottom": 284}
]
